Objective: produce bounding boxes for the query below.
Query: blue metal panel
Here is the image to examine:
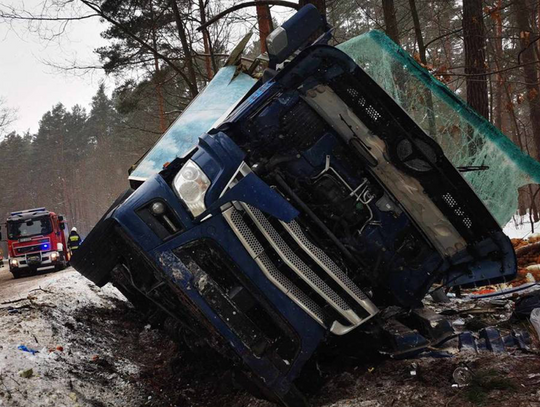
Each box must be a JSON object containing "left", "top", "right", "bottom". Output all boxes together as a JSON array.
[
  {"left": 113, "top": 175, "right": 194, "bottom": 251},
  {"left": 114, "top": 179, "right": 325, "bottom": 395},
  {"left": 206, "top": 173, "right": 299, "bottom": 222},
  {"left": 192, "top": 132, "right": 246, "bottom": 205},
  {"left": 149, "top": 213, "right": 326, "bottom": 394}
]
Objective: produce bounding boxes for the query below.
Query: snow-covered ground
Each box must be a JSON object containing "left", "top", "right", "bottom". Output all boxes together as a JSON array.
[
  {"left": 1, "top": 266, "right": 539, "bottom": 407},
  {"left": 503, "top": 216, "right": 540, "bottom": 239},
  {"left": 0, "top": 267, "right": 268, "bottom": 407},
  {"left": 0, "top": 267, "right": 147, "bottom": 407}
]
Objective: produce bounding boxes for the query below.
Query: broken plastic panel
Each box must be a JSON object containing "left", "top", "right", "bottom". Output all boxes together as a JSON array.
[
  {"left": 130, "top": 66, "right": 257, "bottom": 181},
  {"left": 338, "top": 31, "right": 540, "bottom": 226}
]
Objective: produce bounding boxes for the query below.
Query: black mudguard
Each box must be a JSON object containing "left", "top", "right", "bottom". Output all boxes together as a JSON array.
[{"left": 71, "top": 189, "right": 133, "bottom": 286}]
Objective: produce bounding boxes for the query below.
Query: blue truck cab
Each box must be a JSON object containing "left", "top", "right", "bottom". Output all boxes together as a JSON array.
[{"left": 72, "top": 6, "right": 517, "bottom": 406}]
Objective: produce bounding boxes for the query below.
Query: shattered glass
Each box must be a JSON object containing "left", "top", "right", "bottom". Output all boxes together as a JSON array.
[
  {"left": 338, "top": 31, "right": 540, "bottom": 226},
  {"left": 130, "top": 66, "right": 257, "bottom": 180}
]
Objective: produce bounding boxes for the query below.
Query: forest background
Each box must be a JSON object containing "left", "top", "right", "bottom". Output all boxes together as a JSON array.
[{"left": 0, "top": 0, "right": 537, "bottom": 236}]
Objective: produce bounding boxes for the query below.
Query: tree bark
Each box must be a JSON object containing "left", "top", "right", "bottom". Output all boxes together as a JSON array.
[
  {"left": 409, "top": 0, "right": 426, "bottom": 63},
  {"left": 409, "top": 0, "right": 435, "bottom": 135},
  {"left": 198, "top": 0, "right": 216, "bottom": 79},
  {"left": 169, "top": 0, "right": 199, "bottom": 98},
  {"left": 382, "top": 0, "right": 400, "bottom": 45},
  {"left": 150, "top": 2, "right": 166, "bottom": 133},
  {"left": 463, "top": 0, "right": 489, "bottom": 121},
  {"left": 256, "top": 0, "right": 273, "bottom": 53},
  {"left": 515, "top": 0, "right": 540, "bottom": 160},
  {"left": 494, "top": 0, "right": 504, "bottom": 131}
]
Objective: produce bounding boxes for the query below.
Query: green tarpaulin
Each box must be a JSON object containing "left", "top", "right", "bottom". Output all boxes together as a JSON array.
[{"left": 338, "top": 31, "right": 540, "bottom": 226}]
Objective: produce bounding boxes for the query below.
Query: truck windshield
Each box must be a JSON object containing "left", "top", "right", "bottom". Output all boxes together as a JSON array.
[
  {"left": 129, "top": 65, "right": 257, "bottom": 181},
  {"left": 7, "top": 217, "right": 53, "bottom": 239}
]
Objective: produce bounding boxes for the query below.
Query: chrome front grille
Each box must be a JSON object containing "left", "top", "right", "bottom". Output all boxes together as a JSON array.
[
  {"left": 226, "top": 207, "right": 327, "bottom": 326},
  {"left": 257, "top": 252, "right": 328, "bottom": 326},
  {"left": 280, "top": 220, "right": 370, "bottom": 303},
  {"left": 16, "top": 244, "right": 44, "bottom": 255},
  {"left": 223, "top": 203, "right": 378, "bottom": 335}
]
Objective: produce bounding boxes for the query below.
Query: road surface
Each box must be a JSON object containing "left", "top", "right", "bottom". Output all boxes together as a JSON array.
[
  {"left": 0, "top": 263, "right": 73, "bottom": 303},
  {"left": 0, "top": 265, "right": 269, "bottom": 407}
]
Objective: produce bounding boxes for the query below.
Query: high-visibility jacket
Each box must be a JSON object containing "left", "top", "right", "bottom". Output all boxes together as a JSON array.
[{"left": 68, "top": 233, "right": 81, "bottom": 250}]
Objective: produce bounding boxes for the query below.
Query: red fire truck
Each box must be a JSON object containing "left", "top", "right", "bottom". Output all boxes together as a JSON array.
[{"left": 6, "top": 208, "right": 69, "bottom": 278}]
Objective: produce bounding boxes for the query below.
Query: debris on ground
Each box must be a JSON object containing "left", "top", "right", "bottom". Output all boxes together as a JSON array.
[
  {"left": 17, "top": 345, "right": 38, "bottom": 355},
  {"left": 511, "top": 236, "right": 540, "bottom": 286},
  {"left": 18, "top": 368, "right": 33, "bottom": 379},
  {"left": 1, "top": 267, "right": 540, "bottom": 406}
]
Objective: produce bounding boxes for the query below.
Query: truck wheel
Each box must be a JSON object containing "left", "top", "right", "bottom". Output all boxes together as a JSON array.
[{"left": 11, "top": 270, "right": 22, "bottom": 279}]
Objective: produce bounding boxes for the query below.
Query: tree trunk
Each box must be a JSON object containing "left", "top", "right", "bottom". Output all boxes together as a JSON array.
[
  {"left": 198, "top": 0, "right": 216, "bottom": 79},
  {"left": 463, "top": 0, "right": 489, "bottom": 121},
  {"left": 169, "top": 0, "right": 199, "bottom": 98},
  {"left": 152, "top": 54, "right": 166, "bottom": 133},
  {"left": 409, "top": 0, "right": 435, "bottom": 135},
  {"left": 409, "top": 0, "right": 426, "bottom": 63},
  {"left": 150, "top": 2, "right": 166, "bottom": 133},
  {"left": 494, "top": 0, "right": 504, "bottom": 131},
  {"left": 515, "top": 0, "right": 540, "bottom": 160},
  {"left": 382, "top": 0, "right": 400, "bottom": 45},
  {"left": 255, "top": 0, "right": 273, "bottom": 53}
]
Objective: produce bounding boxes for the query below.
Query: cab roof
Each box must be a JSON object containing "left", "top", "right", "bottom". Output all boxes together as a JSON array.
[{"left": 7, "top": 208, "right": 51, "bottom": 222}]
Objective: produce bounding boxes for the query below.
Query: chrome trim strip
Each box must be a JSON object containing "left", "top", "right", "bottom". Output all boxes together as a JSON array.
[
  {"left": 223, "top": 207, "right": 327, "bottom": 327},
  {"left": 219, "top": 162, "right": 253, "bottom": 198},
  {"left": 240, "top": 203, "right": 362, "bottom": 326},
  {"left": 280, "top": 220, "right": 379, "bottom": 319},
  {"left": 223, "top": 202, "right": 379, "bottom": 335}
]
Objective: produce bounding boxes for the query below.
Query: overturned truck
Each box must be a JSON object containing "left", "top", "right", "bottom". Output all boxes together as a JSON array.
[{"left": 72, "top": 6, "right": 517, "bottom": 406}]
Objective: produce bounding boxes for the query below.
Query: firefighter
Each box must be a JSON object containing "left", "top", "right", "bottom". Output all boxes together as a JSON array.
[{"left": 68, "top": 227, "right": 81, "bottom": 253}]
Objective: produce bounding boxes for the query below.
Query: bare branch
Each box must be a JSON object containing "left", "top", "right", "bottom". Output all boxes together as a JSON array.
[
  {"left": 0, "top": 11, "right": 98, "bottom": 21},
  {"left": 0, "top": 97, "right": 17, "bottom": 136},
  {"left": 78, "top": 0, "right": 194, "bottom": 90},
  {"left": 439, "top": 59, "right": 540, "bottom": 78},
  {"left": 198, "top": 1, "right": 300, "bottom": 32}
]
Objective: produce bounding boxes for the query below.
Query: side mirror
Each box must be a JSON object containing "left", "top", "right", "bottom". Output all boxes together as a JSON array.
[
  {"left": 60, "top": 223, "right": 65, "bottom": 231},
  {"left": 266, "top": 4, "right": 327, "bottom": 67}
]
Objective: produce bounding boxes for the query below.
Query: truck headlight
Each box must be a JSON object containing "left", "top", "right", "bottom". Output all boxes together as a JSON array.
[
  {"left": 50, "top": 252, "right": 59, "bottom": 261},
  {"left": 172, "top": 160, "right": 211, "bottom": 217},
  {"left": 9, "top": 259, "right": 18, "bottom": 267}
]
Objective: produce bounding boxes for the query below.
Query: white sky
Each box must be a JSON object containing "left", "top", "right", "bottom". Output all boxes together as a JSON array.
[
  {"left": 0, "top": 3, "right": 108, "bottom": 134},
  {"left": 0, "top": 1, "right": 295, "bottom": 135}
]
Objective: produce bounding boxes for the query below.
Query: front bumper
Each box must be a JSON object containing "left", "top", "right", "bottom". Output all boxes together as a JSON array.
[
  {"left": 72, "top": 175, "right": 329, "bottom": 404},
  {"left": 9, "top": 252, "right": 59, "bottom": 272}
]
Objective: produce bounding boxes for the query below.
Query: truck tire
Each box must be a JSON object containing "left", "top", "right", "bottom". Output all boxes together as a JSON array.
[{"left": 11, "top": 269, "right": 22, "bottom": 279}]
